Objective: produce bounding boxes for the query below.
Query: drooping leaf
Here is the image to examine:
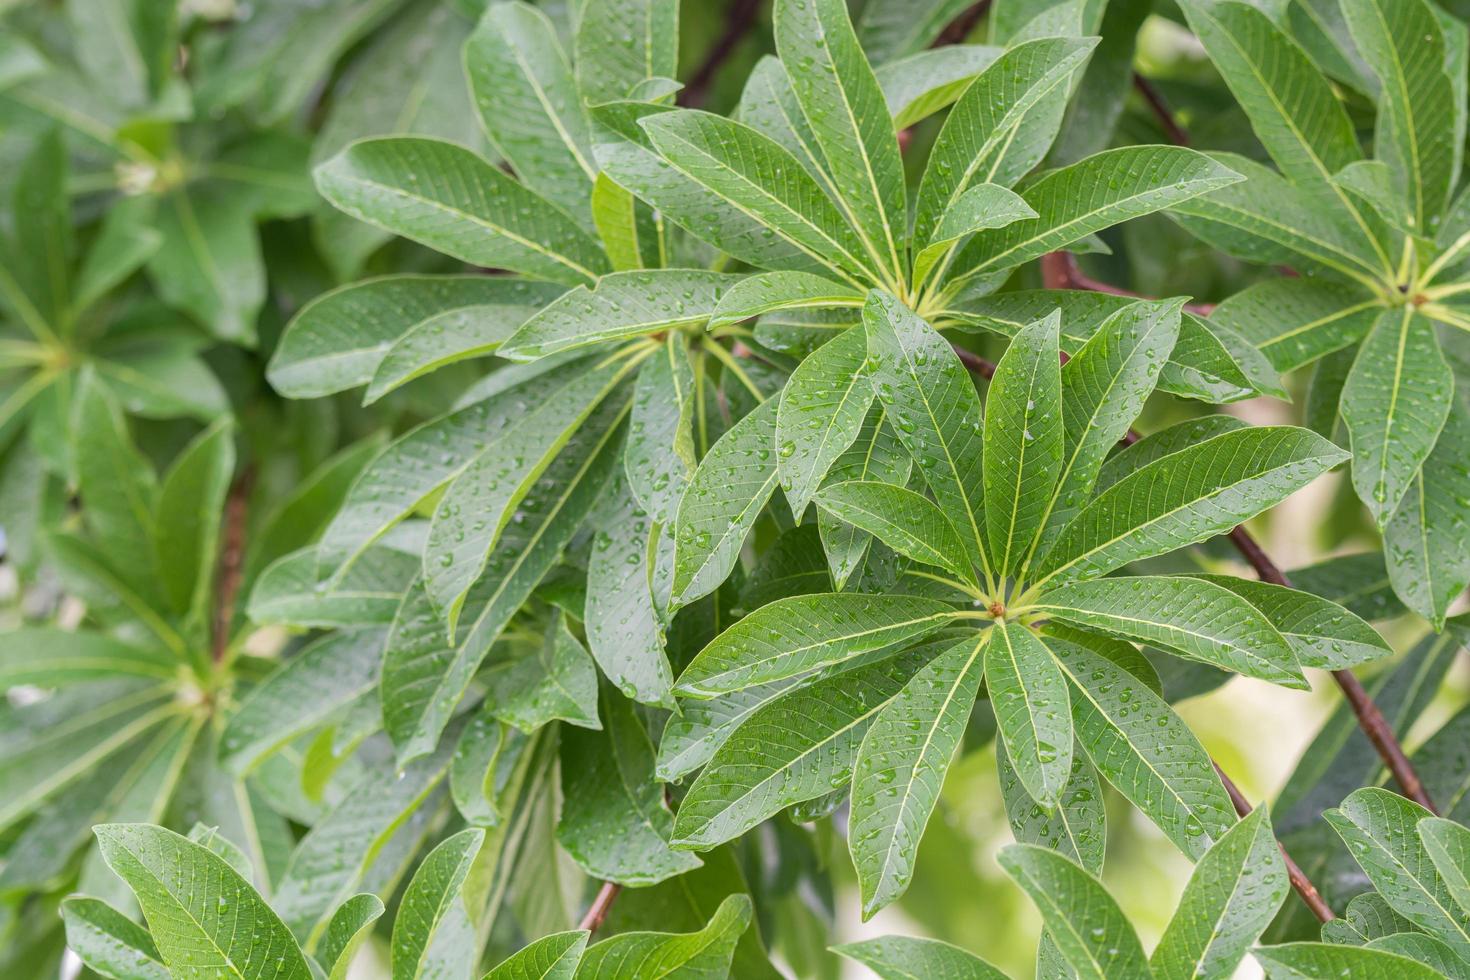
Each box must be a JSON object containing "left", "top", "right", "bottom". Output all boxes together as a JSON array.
[
  {"left": 485, "top": 615, "right": 601, "bottom": 732},
  {"left": 998, "top": 843, "right": 1151, "bottom": 980},
  {"left": 1047, "top": 632, "right": 1235, "bottom": 859},
  {"left": 624, "top": 334, "right": 697, "bottom": 525},
  {"left": 60, "top": 896, "right": 169, "bottom": 980},
  {"left": 1384, "top": 405, "right": 1470, "bottom": 627},
  {"left": 987, "top": 623, "right": 1072, "bottom": 807},
  {"left": 558, "top": 687, "right": 700, "bottom": 886},
  {"left": 849, "top": 632, "right": 987, "bottom": 917},
  {"left": 672, "top": 651, "right": 928, "bottom": 849}
]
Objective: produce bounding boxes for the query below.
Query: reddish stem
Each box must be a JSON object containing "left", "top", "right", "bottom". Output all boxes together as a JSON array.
[
  {"left": 578, "top": 881, "right": 622, "bottom": 934},
  {"left": 680, "top": 0, "right": 761, "bottom": 109},
  {"left": 1040, "top": 252, "right": 1215, "bottom": 316},
  {"left": 211, "top": 466, "right": 255, "bottom": 664},
  {"left": 1132, "top": 73, "right": 1190, "bottom": 147}
]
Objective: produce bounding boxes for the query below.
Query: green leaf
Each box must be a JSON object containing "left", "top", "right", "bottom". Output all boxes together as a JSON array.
[
  {"left": 1178, "top": 1, "right": 1362, "bottom": 194},
  {"left": 270, "top": 275, "right": 562, "bottom": 400},
  {"left": 72, "top": 371, "right": 159, "bottom": 595},
  {"left": 313, "top": 895, "right": 383, "bottom": 980},
  {"left": 154, "top": 417, "right": 233, "bottom": 634},
  {"left": 911, "top": 182, "right": 1036, "bottom": 289},
  {"left": 1038, "top": 298, "right": 1181, "bottom": 557},
  {"left": 1254, "top": 942, "right": 1446, "bottom": 979},
  {"left": 382, "top": 396, "right": 624, "bottom": 763},
  {"left": 998, "top": 843, "right": 1151, "bottom": 980},
  {"left": 707, "top": 272, "right": 864, "bottom": 333},
  {"left": 672, "top": 650, "right": 927, "bottom": 848},
  {"left": 675, "top": 592, "right": 957, "bottom": 697},
  {"left": 1341, "top": 0, "right": 1459, "bottom": 228},
  {"left": 1207, "top": 279, "right": 1378, "bottom": 373},
  {"left": 574, "top": 894, "right": 751, "bottom": 979},
  {"left": 1341, "top": 308, "right": 1453, "bottom": 526},
  {"left": 1168, "top": 153, "right": 1387, "bottom": 284},
  {"left": 94, "top": 823, "right": 312, "bottom": 980},
  {"left": 876, "top": 45, "right": 1001, "bottom": 130},
  {"left": 849, "top": 632, "right": 987, "bottom": 917},
  {"left": 271, "top": 729, "right": 460, "bottom": 944},
  {"left": 575, "top": 0, "right": 677, "bottom": 104},
  {"left": 1184, "top": 575, "right": 1391, "bottom": 671},
  {"left": 222, "top": 630, "right": 386, "bottom": 773},
  {"left": 914, "top": 36, "right": 1099, "bottom": 247},
  {"left": 773, "top": 0, "right": 906, "bottom": 280},
  {"left": 1151, "top": 806, "right": 1290, "bottom": 980},
  {"left": 586, "top": 479, "right": 674, "bottom": 705},
  {"left": 670, "top": 397, "right": 779, "bottom": 608},
  {"left": 390, "top": 827, "right": 484, "bottom": 980},
  {"left": 856, "top": 0, "right": 976, "bottom": 63},
  {"left": 0, "top": 628, "right": 176, "bottom": 686},
  {"left": 449, "top": 714, "right": 512, "bottom": 828},
  {"left": 1035, "top": 426, "right": 1347, "bottom": 587},
  {"left": 639, "top": 109, "right": 875, "bottom": 285},
  {"left": 484, "top": 930, "right": 588, "bottom": 980},
  {"left": 863, "top": 290, "right": 988, "bottom": 572},
  {"left": 1419, "top": 817, "right": 1470, "bottom": 915},
  {"left": 775, "top": 325, "right": 875, "bottom": 517},
  {"left": 3, "top": 129, "right": 71, "bottom": 333},
  {"left": 425, "top": 355, "right": 632, "bottom": 627},
  {"left": 624, "top": 335, "right": 697, "bottom": 524},
  {"left": 998, "top": 739, "right": 1106, "bottom": 872},
  {"left": 485, "top": 615, "right": 601, "bottom": 732},
  {"left": 983, "top": 312, "right": 1062, "bottom": 577},
  {"left": 655, "top": 679, "right": 799, "bottom": 782},
  {"left": 1366, "top": 934, "right": 1470, "bottom": 979},
  {"left": 147, "top": 191, "right": 264, "bottom": 346},
  {"left": 500, "top": 270, "right": 738, "bottom": 361},
  {"left": 816, "top": 405, "right": 913, "bottom": 589},
  {"left": 465, "top": 1, "right": 596, "bottom": 221},
  {"left": 314, "top": 138, "right": 608, "bottom": 287},
  {"left": 1325, "top": 788, "right": 1470, "bottom": 957},
  {"left": 987, "top": 623, "right": 1072, "bottom": 807},
  {"left": 1047, "top": 632, "right": 1235, "bottom": 858},
  {"left": 558, "top": 687, "right": 700, "bottom": 885},
  {"left": 1037, "top": 576, "right": 1307, "bottom": 688},
  {"left": 951, "top": 146, "right": 1243, "bottom": 282},
  {"left": 248, "top": 545, "right": 416, "bottom": 629},
  {"left": 814, "top": 481, "right": 975, "bottom": 586},
  {"left": 60, "top": 896, "right": 169, "bottom": 980},
  {"left": 831, "top": 935, "right": 1007, "bottom": 979},
  {"left": 1385, "top": 396, "right": 1470, "bottom": 629}
]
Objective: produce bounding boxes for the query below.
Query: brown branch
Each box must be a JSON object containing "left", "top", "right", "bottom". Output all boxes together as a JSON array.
[
  {"left": 1226, "top": 527, "right": 1437, "bottom": 814},
  {"left": 952, "top": 344, "right": 1438, "bottom": 815},
  {"left": 577, "top": 881, "right": 622, "bottom": 934},
  {"left": 211, "top": 466, "right": 255, "bottom": 664},
  {"left": 1215, "top": 764, "right": 1335, "bottom": 923},
  {"left": 1132, "top": 73, "right": 1189, "bottom": 147},
  {"left": 1040, "top": 252, "right": 1215, "bottom": 316},
  {"left": 680, "top": 0, "right": 762, "bottom": 109}
]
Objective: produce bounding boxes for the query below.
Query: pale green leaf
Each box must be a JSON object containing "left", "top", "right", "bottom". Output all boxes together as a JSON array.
[
  {"left": 484, "top": 931, "right": 588, "bottom": 980},
  {"left": 60, "top": 896, "right": 169, "bottom": 980},
  {"left": 624, "top": 335, "right": 697, "bottom": 524},
  {"left": 574, "top": 0, "right": 677, "bottom": 105},
  {"left": 390, "top": 828, "right": 484, "bottom": 980},
  {"left": 318, "top": 895, "right": 384, "bottom": 980},
  {"left": 988, "top": 623, "right": 1072, "bottom": 807},
  {"left": 1254, "top": 942, "right": 1445, "bottom": 979},
  {"left": 831, "top": 935, "right": 1007, "bottom": 980},
  {"left": 586, "top": 479, "right": 673, "bottom": 705},
  {"left": 573, "top": 894, "right": 750, "bottom": 979},
  {"left": 814, "top": 480, "right": 975, "bottom": 586},
  {"left": 776, "top": 325, "right": 875, "bottom": 516}
]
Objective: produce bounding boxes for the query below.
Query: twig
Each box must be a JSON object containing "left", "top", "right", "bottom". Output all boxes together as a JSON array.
[
  {"left": 1040, "top": 252, "right": 1215, "bottom": 316},
  {"left": 680, "top": 0, "right": 761, "bottom": 109},
  {"left": 1215, "top": 764, "right": 1335, "bottom": 922},
  {"left": 1226, "top": 527, "right": 1438, "bottom": 814},
  {"left": 951, "top": 345, "right": 1438, "bottom": 815},
  {"left": 211, "top": 466, "right": 255, "bottom": 664},
  {"left": 1132, "top": 73, "right": 1189, "bottom": 147},
  {"left": 577, "top": 881, "right": 622, "bottom": 934}
]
